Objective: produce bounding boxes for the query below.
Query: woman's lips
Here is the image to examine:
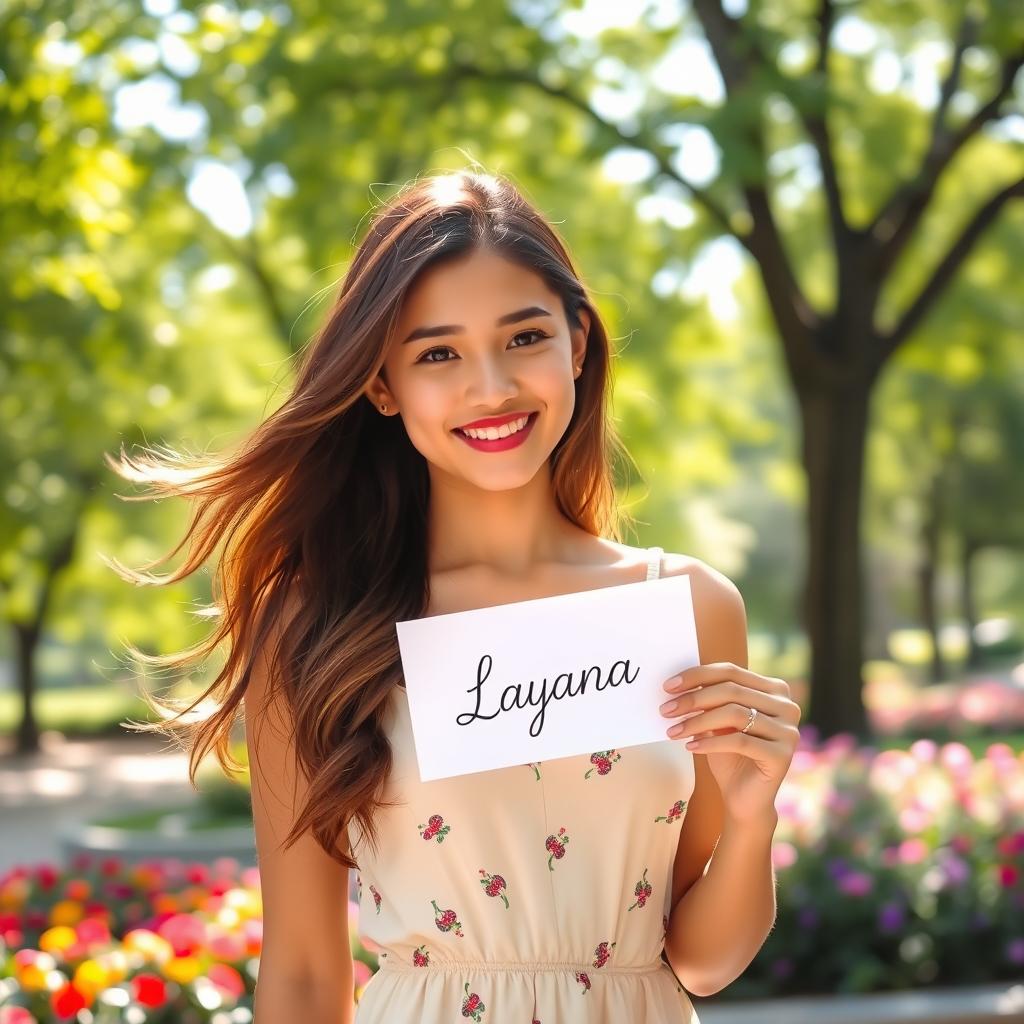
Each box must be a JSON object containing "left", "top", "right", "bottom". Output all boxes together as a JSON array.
[{"left": 453, "top": 412, "right": 538, "bottom": 452}]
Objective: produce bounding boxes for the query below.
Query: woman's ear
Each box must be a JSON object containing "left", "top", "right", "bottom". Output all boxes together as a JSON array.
[
  {"left": 571, "top": 307, "right": 591, "bottom": 372},
  {"left": 364, "top": 375, "right": 396, "bottom": 413}
]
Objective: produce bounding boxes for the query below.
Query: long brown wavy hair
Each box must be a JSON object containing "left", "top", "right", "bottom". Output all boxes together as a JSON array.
[{"left": 104, "top": 169, "right": 636, "bottom": 870}]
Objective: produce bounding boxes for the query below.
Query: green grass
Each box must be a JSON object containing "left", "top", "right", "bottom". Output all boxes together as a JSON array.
[
  {"left": 0, "top": 685, "right": 156, "bottom": 738},
  {"left": 93, "top": 805, "right": 252, "bottom": 832}
]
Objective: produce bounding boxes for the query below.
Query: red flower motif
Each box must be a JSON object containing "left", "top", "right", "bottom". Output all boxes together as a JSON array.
[
  {"left": 593, "top": 939, "right": 616, "bottom": 968},
  {"left": 479, "top": 869, "right": 510, "bottom": 909},
  {"left": 461, "top": 980, "right": 486, "bottom": 1020},
  {"left": 654, "top": 799, "right": 688, "bottom": 823},
  {"left": 585, "top": 750, "right": 622, "bottom": 778},
  {"left": 431, "top": 899, "right": 464, "bottom": 937},
  {"left": 545, "top": 827, "right": 569, "bottom": 870},
  {"left": 627, "top": 867, "right": 653, "bottom": 911}
]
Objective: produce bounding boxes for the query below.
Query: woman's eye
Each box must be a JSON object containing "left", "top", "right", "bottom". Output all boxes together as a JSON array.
[{"left": 416, "top": 329, "right": 549, "bottom": 364}]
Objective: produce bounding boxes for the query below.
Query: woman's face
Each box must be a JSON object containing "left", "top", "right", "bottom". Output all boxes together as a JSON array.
[{"left": 367, "top": 249, "right": 590, "bottom": 492}]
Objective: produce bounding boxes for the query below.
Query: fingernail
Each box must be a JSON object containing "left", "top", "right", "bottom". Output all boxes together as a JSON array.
[{"left": 660, "top": 699, "right": 678, "bottom": 715}]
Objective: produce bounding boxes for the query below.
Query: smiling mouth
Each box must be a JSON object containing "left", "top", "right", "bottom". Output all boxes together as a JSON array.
[
  {"left": 452, "top": 411, "right": 539, "bottom": 448},
  {"left": 452, "top": 411, "right": 536, "bottom": 437}
]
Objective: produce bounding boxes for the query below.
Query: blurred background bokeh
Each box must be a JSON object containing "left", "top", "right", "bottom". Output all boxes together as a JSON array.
[{"left": 1, "top": 0, "right": 1022, "bottom": 1020}]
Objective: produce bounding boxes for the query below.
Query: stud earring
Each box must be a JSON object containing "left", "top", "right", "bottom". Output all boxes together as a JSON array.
[{"left": 380, "top": 402, "right": 388, "bottom": 413}]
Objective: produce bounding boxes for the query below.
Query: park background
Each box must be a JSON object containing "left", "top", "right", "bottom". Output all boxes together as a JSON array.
[{"left": 1, "top": 0, "right": 1022, "bottom": 1021}]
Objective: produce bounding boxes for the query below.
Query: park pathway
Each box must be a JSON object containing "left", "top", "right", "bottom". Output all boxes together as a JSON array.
[{"left": 0, "top": 732, "right": 203, "bottom": 875}]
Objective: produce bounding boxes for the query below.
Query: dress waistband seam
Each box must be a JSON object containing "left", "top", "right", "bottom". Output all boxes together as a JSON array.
[{"left": 378, "top": 958, "right": 665, "bottom": 975}]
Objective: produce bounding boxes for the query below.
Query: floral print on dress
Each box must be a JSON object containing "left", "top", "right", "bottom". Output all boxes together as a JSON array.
[
  {"left": 461, "top": 981, "right": 485, "bottom": 1021},
  {"left": 431, "top": 899, "right": 464, "bottom": 937},
  {"left": 545, "top": 827, "right": 569, "bottom": 870},
  {"left": 593, "top": 940, "right": 616, "bottom": 968},
  {"left": 412, "top": 944, "right": 430, "bottom": 967},
  {"left": 575, "top": 971, "right": 591, "bottom": 994},
  {"left": 479, "top": 869, "right": 509, "bottom": 908},
  {"left": 654, "top": 799, "right": 688, "bottom": 823},
  {"left": 418, "top": 813, "right": 451, "bottom": 843},
  {"left": 584, "top": 750, "right": 621, "bottom": 778},
  {"left": 526, "top": 762, "right": 542, "bottom": 780},
  {"left": 369, "top": 883, "right": 382, "bottom": 914},
  {"left": 627, "top": 867, "right": 652, "bottom": 911}
]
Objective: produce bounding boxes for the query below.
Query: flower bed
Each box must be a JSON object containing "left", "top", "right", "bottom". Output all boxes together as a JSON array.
[
  {"left": 2, "top": 731, "right": 1022, "bottom": 1020},
  {"left": 0, "top": 855, "right": 378, "bottom": 1022},
  {"left": 733, "top": 728, "right": 1024, "bottom": 996}
]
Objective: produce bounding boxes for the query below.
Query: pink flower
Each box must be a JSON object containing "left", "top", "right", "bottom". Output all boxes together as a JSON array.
[
  {"left": 0, "top": 1007, "right": 38, "bottom": 1024},
  {"left": 898, "top": 838, "right": 929, "bottom": 865},
  {"left": 838, "top": 871, "right": 873, "bottom": 897},
  {"left": 771, "top": 842, "right": 798, "bottom": 870},
  {"left": 208, "top": 963, "right": 245, "bottom": 1001},
  {"left": 157, "top": 912, "right": 206, "bottom": 956}
]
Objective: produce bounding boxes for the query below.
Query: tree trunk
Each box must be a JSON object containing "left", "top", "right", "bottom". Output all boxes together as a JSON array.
[
  {"left": 960, "top": 537, "right": 982, "bottom": 669},
  {"left": 918, "top": 473, "right": 947, "bottom": 683},
  {"left": 797, "top": 382, "right": 872, "bottom": 741},
  {"left": 13, "top": 621, "right": 41, "bottom": 754},
  {"left": 9, "top": 506, "right": 88, "bottom": 755}
]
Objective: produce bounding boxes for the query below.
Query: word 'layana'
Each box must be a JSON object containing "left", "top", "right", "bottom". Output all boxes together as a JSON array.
[{"left": 455, "top": 653, "right": 640, "bottom": 738}]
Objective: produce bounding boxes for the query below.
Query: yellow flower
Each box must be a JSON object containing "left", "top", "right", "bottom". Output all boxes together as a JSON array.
[
  {"left": 163, "top": 955, "right": 203, "bottom": 984},
  {"left": 50, "top": 900, "right": 84, "bottom": 926},
  {"left": 39, "top": 925, "right": 78, "bottom": 955},
  {"left": 223, "top": 887, "right": 260, "bottom": 919},
  {"left": 73, "top": 958, "right": 110, "bottom": 998},
  {"left": 123, "top": 929, "right": 173, "bottom": 964}
]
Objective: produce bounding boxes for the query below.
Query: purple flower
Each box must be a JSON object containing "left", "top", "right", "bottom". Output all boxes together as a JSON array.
[
  {"left": 878, "top": 902, "right": 905, "bottom": 933},
  {"left": 798, "top": 906, "right": 819, "bottom": 929}
]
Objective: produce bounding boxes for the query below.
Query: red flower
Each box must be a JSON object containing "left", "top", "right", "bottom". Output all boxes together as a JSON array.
[
  {"left": 998, "top": 863, "right": 1020, "bottom": 888},
  {"left": 35, "top": 864, "right": 60, "bottom": 890},
  {"left": 131, "top": 973, "right": 168, "bottom": 1008},
  {"left": 51, "top": 982, "right": 88, "bottom": 1016}
]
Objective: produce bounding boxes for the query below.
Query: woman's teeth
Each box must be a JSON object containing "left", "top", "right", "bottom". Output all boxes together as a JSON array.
[{"left": 459, "top": 415, "right": 531, "bottom": 440}]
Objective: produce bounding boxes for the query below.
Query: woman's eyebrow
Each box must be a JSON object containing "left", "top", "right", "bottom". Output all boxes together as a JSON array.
[{"left": 402, "top": 306, "right": 552, "bottom": 345}]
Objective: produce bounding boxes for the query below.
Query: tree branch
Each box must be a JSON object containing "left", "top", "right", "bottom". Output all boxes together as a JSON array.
[
  {"left": 801, "top": 0, "right": 848, "bottom": 246},
  {"left": 875, "top": 174, "right": 1024, "bottom": 365},
  {"left": 447, "top": 61, "right": 745, "bottom": 243},
  {"left": 869, "top": 39, "right": 1023, "bottom": 277},
  {"left": 691, "top": 0, "right": 819, "bottom": 339}
]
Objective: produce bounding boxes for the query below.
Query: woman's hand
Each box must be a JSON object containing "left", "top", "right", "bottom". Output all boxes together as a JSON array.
[{"left": 659, "top": 662, "right": 800, "bottom": 824}]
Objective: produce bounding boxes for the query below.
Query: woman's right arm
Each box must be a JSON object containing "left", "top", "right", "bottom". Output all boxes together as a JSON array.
[{"left": 245, "top": 596, "right": 355, "bottom": 1024}]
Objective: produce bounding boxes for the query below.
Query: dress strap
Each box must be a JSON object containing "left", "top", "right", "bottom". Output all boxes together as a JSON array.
[{"left": 645, "top": 546, "right": 664, "bottom": 581}]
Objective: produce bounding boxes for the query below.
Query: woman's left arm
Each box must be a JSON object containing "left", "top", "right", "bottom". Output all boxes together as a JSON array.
[{"left": 660, "top": 567, "right": 801, "bottom": 997}]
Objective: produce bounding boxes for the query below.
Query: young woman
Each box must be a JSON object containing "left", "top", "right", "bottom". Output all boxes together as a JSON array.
[{"left": 108, "top": 170, "right": 799, "bottom": 1023}]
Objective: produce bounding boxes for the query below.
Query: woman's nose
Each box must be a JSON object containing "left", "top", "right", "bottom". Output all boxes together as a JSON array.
[{"left": 468, "top": 361, "right": 518, "bottom": 404}]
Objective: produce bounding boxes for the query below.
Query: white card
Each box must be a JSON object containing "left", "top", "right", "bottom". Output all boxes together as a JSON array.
[{"left": 394, "top": 573, "right": 699, "bottom": 782}]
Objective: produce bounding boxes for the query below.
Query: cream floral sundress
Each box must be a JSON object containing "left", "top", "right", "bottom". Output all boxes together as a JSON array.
[{"left": 348, "top": 546, "right": 700, "bottom": 1022}]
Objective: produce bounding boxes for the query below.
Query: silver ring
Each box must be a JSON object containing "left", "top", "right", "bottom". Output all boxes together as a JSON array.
[{"left": 740, "top": 706, "right": 758, "bottom": 734}]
